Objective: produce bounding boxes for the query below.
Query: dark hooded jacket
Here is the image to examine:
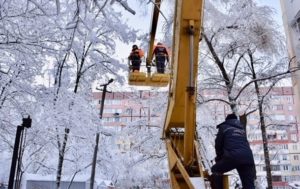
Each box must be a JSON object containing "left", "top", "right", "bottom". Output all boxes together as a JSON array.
[{"left": 215, "top": 119, "right": 254, "bottom": 165}]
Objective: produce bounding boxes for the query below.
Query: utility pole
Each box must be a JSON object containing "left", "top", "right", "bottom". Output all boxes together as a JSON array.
[
  {"left": 8, "top": 116, "right": 32, "bottom": 189},
  {"left": 90, "top": 79, "right": 113, "bottom": 189}
]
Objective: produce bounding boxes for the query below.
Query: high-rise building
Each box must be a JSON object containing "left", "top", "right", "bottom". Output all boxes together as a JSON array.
[
  {"left": 280, "top": 0, "right": 300, "bottom": 119},
  {"left": 280, "top": 2, "right": 300, "bottom": 187}
]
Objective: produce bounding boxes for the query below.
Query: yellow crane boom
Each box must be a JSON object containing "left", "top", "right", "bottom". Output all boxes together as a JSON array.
[
  {"left": 162, "top": 0, "right": 205, "bottom": 188},
  {"left": 139, "top": 0, "right": 230, "bottom": 188}
]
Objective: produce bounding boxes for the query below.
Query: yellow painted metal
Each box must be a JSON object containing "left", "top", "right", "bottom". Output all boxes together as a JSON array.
[
  {"left": 162, "top": 0, "right": 207, "bottom": 188},
  {"left": 176, "top": 159, "right": 195, "bottom": 188},
  {"left": 166, "top": 140, "right": 194, "bottom": 189},
  {"left": 164, "top": 0, "right": 203, "bottom": 132},
  {"left": 223, "top": 175, "right": 230, "bottom": 189},
  {"left": 128, "top": 72, "right": 147, "bottom": 83},
  {"left": 128, "top": 0, "right": 231, "bottom": 188},
  {"left": 128, "top": 72, "right": 169, "bottom": 87},
  {"left": 151, "top": 73, "right": 170, "bottom": 83},
  {"left": 183, "top": 80, "right": 196, "bottom": 165}
]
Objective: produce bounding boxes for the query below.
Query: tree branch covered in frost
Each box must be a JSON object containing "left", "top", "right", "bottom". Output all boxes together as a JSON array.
[
  {"left": 0, "top": 0, "right": 147, "bottom": 185},
  {"left": 28, "top": 0, "right": 48, "bottom": 15},
  {"left": 234, "top": 57, "right": 299, "bottom": 101},
  {"left": 111, "top": 0, "right": 136, "bottom": 15},
  {"left": 199, "top": 0, "right": 288, "bottom": 117}
]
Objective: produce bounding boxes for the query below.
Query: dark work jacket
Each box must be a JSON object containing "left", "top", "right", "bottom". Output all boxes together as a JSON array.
[
  {"left": 153, "top": 45, "right": 169, "bottom": 62},
  {"left": 215, "top": 119, "right": 254, "bottom": 165}
]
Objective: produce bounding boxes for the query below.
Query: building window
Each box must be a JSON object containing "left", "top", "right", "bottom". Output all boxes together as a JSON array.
[
  {"left": 114, "top": 117, "right": 120, "bottom": 122},
  {"left": 280, "top": 134, "right": 288, "bottom": 140},
  {"left": 286, "top": 96, "right": 292, "bottom": 103},
  {"left": 294, "top": 155, "right": 299, "bottom": 160},
  {"left": 291, "top": 134, "right": 297, "bottom": 142},
  {"left": 103, "top": 109, "right": 113, "bottom": 113},
  {"left": 112, "top": 100, "right": 120, "bottom": 105},
  {"left": 282, "top": 165, "right": 289, "bottom": 171},
  {"left": 273, "top": 105, "right": 283, "bottom": 110},
  {"left": 272, "top": 115, "right": 285, "bottom": 121},
  {"left": 292, "top": 144, "right": 298, "bottom": 150},
  {"left": 102, "top": 117, "right": 112, "bottom": 123},
  {"left": 114, "top": 113, "right": 120, "bottom": 122},
  {"left": 270, "top": 95, "right": 280, "bottom": 100},
  {"left": 272, "top": 175, "right": 281, "bottom": 181},
  {"left": 114, "top": 109, "right": 122, "bottom": 113},
  {"left": 292, "top": 166, "right": 300, "bottom": 171},
  {"left": 282, "top": 154, "right": 288, "bottom": 160},
  {"left": 271, "top": 165, "right": 280, "bottom": 171},
  {"left": 287, "top": 115, "right": 295, "bottom": 121},
  {"left": 282, "top": 176, "right": 290, "bottom": 182},
  {"left": 288, "top": 105, "right": 293, "bottom": 111},
  {"left": 267, "top": 133, "right": 277, "bottom": 140}
]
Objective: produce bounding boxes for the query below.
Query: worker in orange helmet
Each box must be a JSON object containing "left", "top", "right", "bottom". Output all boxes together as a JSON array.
[
  {"left": 152, "top": 42, "right": 169, "bottom": 74},
  {"left": 128, "top": 44, "right": 144, "bottom": 72}
]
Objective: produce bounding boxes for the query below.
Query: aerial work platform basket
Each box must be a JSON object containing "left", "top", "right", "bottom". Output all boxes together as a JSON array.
[{"left": 128, "top": 71, "right": 170, "bottom": 87}]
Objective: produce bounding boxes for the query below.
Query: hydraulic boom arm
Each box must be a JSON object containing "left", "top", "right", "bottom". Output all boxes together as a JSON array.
[
  {"left": 162, "top": 0, "right": 205, "bottom": 188},
  {"left": 146, "top": 0, "right": 230, "bottom": 188}
]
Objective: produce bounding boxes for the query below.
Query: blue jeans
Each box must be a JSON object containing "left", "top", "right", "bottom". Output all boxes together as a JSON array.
[{"left": 211, "top": 157, "right": 256, "bottom": 189}]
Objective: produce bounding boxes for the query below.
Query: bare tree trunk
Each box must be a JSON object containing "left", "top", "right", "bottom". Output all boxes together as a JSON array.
[
  {"left": 249, "top": 51, "right": 273, "bottom": 189},
  {"left": 56, "top": 128, "right": 70, "bottom": 189},
  {"left": 253, "top": 81, "right": 273, "bottom": 189}
]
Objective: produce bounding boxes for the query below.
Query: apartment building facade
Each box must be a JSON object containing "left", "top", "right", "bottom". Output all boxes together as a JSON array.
[
  {"left": 280, "top": 0, "right": 300, "bottom": 118},
  {"left": 92, "top": 91, "right": 165, "bottom": 129},
  {"left": 280, "top": 3, "right": 300, "bottom": 187},
  {"left": 246, "top": 87, "right": 300, "bottom": 188}
]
